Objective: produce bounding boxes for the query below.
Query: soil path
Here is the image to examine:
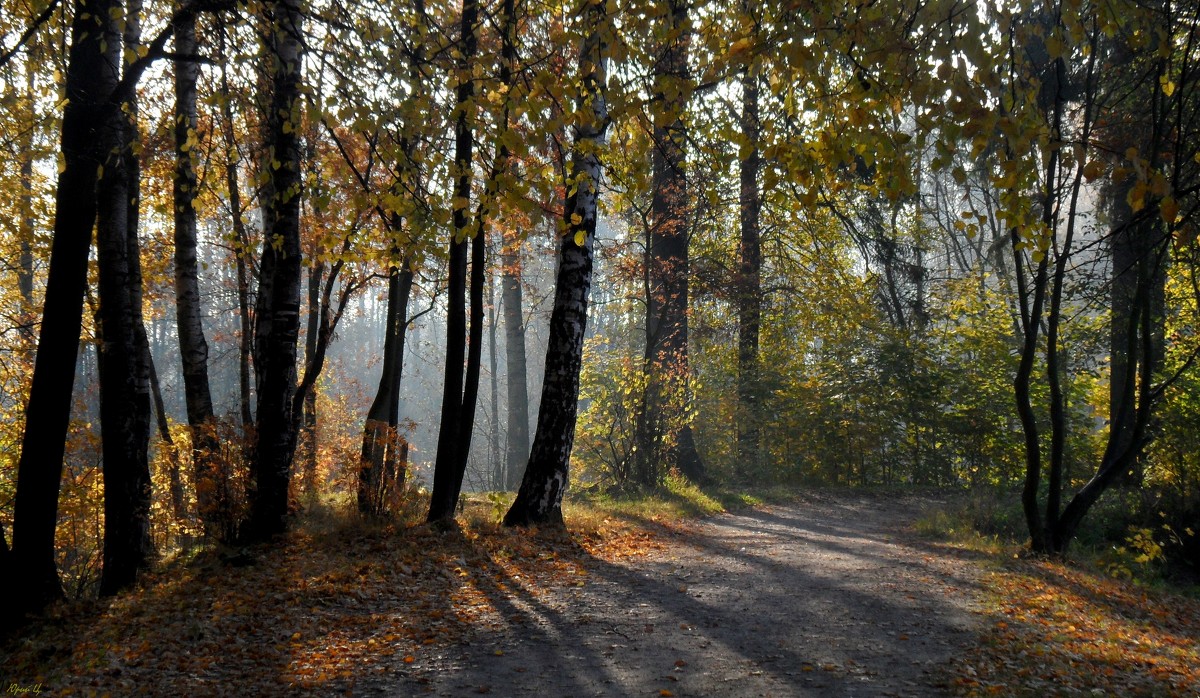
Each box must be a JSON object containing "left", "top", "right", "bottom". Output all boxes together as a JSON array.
[{"left": 365, "top": 492, "right": 984, "bottom": 697}]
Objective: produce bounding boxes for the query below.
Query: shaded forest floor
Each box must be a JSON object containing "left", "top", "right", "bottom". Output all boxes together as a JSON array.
[{"left": 2, "top": 490, "right": 1199, "bottom": 696}]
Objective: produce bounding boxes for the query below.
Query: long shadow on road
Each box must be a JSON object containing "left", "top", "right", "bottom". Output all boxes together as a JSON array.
[{"left": 369, "top": 497, "right": 982, "bottom": 697}]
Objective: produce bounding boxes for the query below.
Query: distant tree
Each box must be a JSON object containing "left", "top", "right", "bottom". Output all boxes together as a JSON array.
[
  {"left": 501, "top": 231, "right": 531, "bottom": 490},
  {"left": 497, "top": 0, "right": 531, "bottom": 492}
]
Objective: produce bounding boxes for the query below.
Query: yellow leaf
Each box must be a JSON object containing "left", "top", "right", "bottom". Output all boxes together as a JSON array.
[
  {"left": 1160, "top": 197, "right": 1179, "bottom": 225},
  {"left": 1128, "top": 180, "right": 1147, "bottom": 213},
  {"left": 452, "top": 196, "right": 469, "bottom": 211},
  {"left": 1160, "top": 75, "right": 1176, "bottom": 97},
  {"left": 57, "top": 153, "right": 66, "bottom": 174},
  {"left": 573, "top": 230, "right": 586, "bottom": 247}
]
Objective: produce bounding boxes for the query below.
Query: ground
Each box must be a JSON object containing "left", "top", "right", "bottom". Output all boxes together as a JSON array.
[
  {"left": 6, "top": 490, "right": 1198, "bottom": 697},
  {"left": 359, "top": 491, "right": 981, "bottom": 697}
]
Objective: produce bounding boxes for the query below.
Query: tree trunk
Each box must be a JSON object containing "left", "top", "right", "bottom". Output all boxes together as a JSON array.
[
  {"left": 736, "top": 50, "right": 762, "bottom": 475},
  {"left": 96, "top": 0, "right": 155, "bottom": 596},
  {"left": 1045, "top": 28, "right": 1165, "bottom": 552},
  {"left": 501, "top": 235, "right": 530, "bottom": 490},
  {"left": 300, "top": 258, "right": 324, "bottom": 492},
  {"left": 218, "top": 25, "right": 255, "bottom": 431},
  {"left": 10, "top": 0, "right": 120, "bottom": 616},
  {"left": 173, "top": 8, "right": 221, "bottom": 531},
  {"left": 18, "top": 57, "right": 37, "bottom": 346},
  {"left": 427, "top": 0, "right": 480, "bottom": 523},
  {"left": 1107, "top": 186, "right": 1168, "bottom": 489},
  {"left": 636, "top": 0, "right": 704, "bottom": 486},
  {"left": 488, "top": 272, "right": 502, "bottom": 489},
  {"left": 246, "top": 0, "right": 304, "bottom": 540},
  {"left": 359, "top": 258, "right": 414, "bottom": 515},
  {"left": 505, "top": 0, "right": 609, "bottom": 527},
  {"left": 291, "top": 258, "right": 356, "bottom": 483}
]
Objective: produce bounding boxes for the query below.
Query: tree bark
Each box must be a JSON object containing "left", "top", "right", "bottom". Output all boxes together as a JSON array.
[
  {"left": 501, "top": 237, "right": 530, "bottom": 491},
  {"left": 18, "top": 57, "right": 37, "bottom": 346},
  {"left": 427, "top": 0, "right": 481, "bottom": 523},
  {"left": 736, "top": 48, "right": 762, "bottom": 475},
  {"left": 505, "top": 0, "right": 609, "bottom": 527},
  {"left": 216, "top": 23, "right": 255, "bottom": 431},
  {"left": 636, "top": 0, "right": 704, "bottom": 486},
  {"left": 246, "top": 0, "right": 304, "bottom": 539},
  {"left": 173, "top": 8, "right": 221, "bottom": 531},
  {"left": 300, "top": 258, "right": 324, "bottom": 492},
  {"left": 488, "top": 272, "right": 502, "bottom": 489},
  {"left": 359, "top": 257, "right": 414, "bottom": 515},
  {"left": 96, "top": 0, "right": 155, "bottom": 596},
  {"left": 10, "top": 0, "right": 120, "bottom": 616}
]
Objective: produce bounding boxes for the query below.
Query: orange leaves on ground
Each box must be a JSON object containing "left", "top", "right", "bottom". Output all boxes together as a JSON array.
[
  {"left": 952, "top": 559, "right": 1200, "bottom": 697},
  {"left": 0, "top": 512, "right": 667, "bottom": 697}
]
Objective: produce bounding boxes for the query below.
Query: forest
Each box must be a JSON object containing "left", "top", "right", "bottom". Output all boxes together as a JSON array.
[{"left": 1, "top": 0, "right": 1199, "bottom": 686}]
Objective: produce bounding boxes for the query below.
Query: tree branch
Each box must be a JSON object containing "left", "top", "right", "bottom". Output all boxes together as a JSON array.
[{"left": 0, "top": 0, "right": 61, "bottom": 69}]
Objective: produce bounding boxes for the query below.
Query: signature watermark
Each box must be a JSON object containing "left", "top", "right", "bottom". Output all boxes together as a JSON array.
[{"left": 6, "top": 684, "right": 44, "bottom": 696}]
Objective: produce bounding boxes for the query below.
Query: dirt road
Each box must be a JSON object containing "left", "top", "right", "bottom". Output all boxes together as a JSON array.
[{"left": 366, "top": 493, "right": 983, "bottom": 697}]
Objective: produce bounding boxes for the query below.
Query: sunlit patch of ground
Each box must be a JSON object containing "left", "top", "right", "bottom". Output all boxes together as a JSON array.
[{"left": 953, "top": 559, "right": 1200, "bottom": 697}]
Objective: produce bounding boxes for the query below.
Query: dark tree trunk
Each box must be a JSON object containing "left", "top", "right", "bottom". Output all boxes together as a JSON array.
[
  {"left": 173, "top": 8, "right": 221, "bottom": 530},
  {"left": 1043, "top": 30, "right": 1165, "bottom": 552},
  {"left": 246, "top": 0, "right": 304, "bottom": 540},
  {"left": 10, "top": 0, "right": 120, "bottom": 616},
  {"left": 359, "top": 258, "right": 414, "bottom": 515},
  {"left": 504, "top": 0, "right": 609, "bottom": 527},
  {"left": 1107, "top": 187, "right": 1167, "bottom": 489},
  {"left": 96, "top": 0, "right": 155, "bottom": 596},
  {"left": 636, "top": 0, "right": 704, "bottom": 486},
  {"left": 736, "top": 53, "right": 762, "bottom": 475},
  {"left": 427, "top": 0, "right": 480, "bottom": 523},
  {"left": 456, "top": 227, "right": 487, "bottom": 501}
]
